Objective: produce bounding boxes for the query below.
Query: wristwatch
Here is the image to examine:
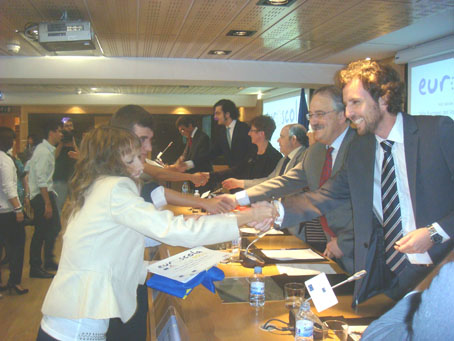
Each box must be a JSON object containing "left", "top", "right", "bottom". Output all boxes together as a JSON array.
[{"left": 427, "top": 225, "right": 442, "bottom": 244}]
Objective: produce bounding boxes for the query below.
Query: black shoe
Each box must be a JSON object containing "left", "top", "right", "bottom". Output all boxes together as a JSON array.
[
  {"left": 1, "top": 284, "right": 29, "bottom": 295},
  {"left": 30, "top": 267, "right": 54, "bottom": 279},
  {"left": 44, "top": 261, "right": 59, "bottom": 271}
]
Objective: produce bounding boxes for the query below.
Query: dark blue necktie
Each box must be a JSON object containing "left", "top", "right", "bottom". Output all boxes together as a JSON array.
[{"left": 381, "top": 140, "right": 408, "bottom": 274}]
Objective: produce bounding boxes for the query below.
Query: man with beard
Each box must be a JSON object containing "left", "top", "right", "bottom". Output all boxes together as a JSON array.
[{"left": 275, "top": 59, "right": 454, "bottom": 306}]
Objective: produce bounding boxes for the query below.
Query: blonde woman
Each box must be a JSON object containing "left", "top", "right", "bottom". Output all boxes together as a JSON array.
[{"left": 38, "top": 125, "right": 275, "bottom": 341}]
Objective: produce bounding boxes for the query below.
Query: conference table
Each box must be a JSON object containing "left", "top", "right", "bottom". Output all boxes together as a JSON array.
[{"left": 146, "top": 207, "right": 395, "bottom": 340}]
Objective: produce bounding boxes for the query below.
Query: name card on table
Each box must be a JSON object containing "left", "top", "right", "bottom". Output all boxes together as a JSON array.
[
  {"left": 147, "top": 246, "right": 229, "bottom": 283},
  {"left": 305, "top": 272, "right": 338, "bottom": 312}
]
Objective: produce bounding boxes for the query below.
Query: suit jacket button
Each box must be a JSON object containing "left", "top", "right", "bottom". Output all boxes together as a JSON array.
[{"left": 363, "top": 242, "right": 368, "bottom": 248}]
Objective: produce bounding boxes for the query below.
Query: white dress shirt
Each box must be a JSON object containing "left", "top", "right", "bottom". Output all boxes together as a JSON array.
[
  {"left": 0, "top": 151, "right": 18, "bottom": 213},
  {"left": 373, "top": 113, "right": 449, "bottom": 265},
  {"left": 28, "top": 139, "right": 56, "bottom": 199}
]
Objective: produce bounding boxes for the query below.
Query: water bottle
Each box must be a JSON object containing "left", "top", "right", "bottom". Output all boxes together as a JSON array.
[
  {"left": 181, "top": 181, "right": 189, "bottom": 195},
  {"left": 192, "top": 190, "right": 200, "bottom": 213},
  {"left": 295, "top": 301, "right": 316, "bottom": 341},
  {"left": 249, "top": 266, "right": 265, "bottom": 308}
]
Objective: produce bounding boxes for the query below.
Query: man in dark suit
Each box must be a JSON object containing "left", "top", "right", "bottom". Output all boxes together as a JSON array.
[
  {"left": 174, "top": 116, "right": 213, "bottom": 192},
  {"left": 182, "top": 99, "right": 256, "bottom": 186},
  {"left": 279, "top": 59, "right": 454, "bottom": 305}
]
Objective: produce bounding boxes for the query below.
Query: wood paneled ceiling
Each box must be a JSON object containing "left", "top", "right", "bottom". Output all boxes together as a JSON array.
[{"left": 0, "top": 0, "right": 453, "bottom": 102}]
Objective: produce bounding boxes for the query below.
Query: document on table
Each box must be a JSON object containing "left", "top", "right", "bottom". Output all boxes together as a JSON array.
[
  {"left": 147, "top": 246, "right": 229, "bottom": 283},
  {"left": 262, "top": 248, "right": 324, "bottom": 261},
  {"left": 240, "top": 227, "right": 284, "bottom": 235},
  {"left": 276, "top": 263, "right": 337, "bottom": 276}
]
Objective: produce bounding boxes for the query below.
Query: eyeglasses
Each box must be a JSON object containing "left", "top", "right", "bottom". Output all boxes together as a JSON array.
[
  {"left": 306, "top": 110, "right": 336, "bottom": 120},
  {"left": 249, "top": 129, "right": 261, "bottom": 133}
]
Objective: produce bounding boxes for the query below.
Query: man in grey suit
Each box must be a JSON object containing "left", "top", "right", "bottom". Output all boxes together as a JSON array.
[
  {"left": 279, "top": 59, "right": 454, "bottom": 306},
  {"left": 226, "top": 86, "right": 356, "bottom": 274},
  {"left": 221, "top": 123, "right": 308, "bottom": 190}
]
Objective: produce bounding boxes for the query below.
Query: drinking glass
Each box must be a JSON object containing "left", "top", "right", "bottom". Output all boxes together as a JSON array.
[
  {"left": 284, "top": 282, "right": 305, "bottom": 310},
  {"left": 324, "top": 320, "right": 348, "bottom": 341}
]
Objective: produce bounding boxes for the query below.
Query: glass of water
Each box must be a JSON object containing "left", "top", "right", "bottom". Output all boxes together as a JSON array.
[{"left": 284, "top": 282, "right": 305, "bottom": 310}]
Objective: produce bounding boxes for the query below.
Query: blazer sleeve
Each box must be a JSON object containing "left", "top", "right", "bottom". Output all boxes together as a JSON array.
[
  {"left": 435, "top": 116, "right": 454, "bottom": 236},
  {"left": 110, "top": 178, "right": 240, "bottom": 247},
  {"left": 245, "top": 150, "right": 310, "bottom": 202},
  {"left": 281, "top": 161, "right": 352, "bottom": 228}
]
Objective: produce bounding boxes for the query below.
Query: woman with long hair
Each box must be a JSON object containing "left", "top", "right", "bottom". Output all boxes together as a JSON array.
[
  {"left": 37, "top": 125, "right": 275, "bottom": 340},
  {"left": 0, "top": 127, "right": 28, "bottom": 296}
]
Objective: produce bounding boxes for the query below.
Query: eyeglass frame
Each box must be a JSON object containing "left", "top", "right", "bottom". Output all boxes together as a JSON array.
[{"left": 306, "top": 110, "right": 337, "bottom": 120}]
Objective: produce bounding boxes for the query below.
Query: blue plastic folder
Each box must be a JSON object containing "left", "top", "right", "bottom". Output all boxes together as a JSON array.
[{"left": 146, "top": 266, "right": 225, "bottom": 299}]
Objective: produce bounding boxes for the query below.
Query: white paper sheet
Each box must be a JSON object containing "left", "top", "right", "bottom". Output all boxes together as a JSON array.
[
  {"left": 147, "top": 246, "right": 229, "bottom": 283},
  {"left": 262, "top": 248, "right": 324, "bottom": 261},
  {"left": 276, "top": 263, "right": 336, "bottom": 276},
  {"left": 239, "top": 227, "right": 284, "bottom": 235}
]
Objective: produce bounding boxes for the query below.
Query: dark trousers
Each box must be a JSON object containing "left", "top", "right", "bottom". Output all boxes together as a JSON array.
[
  {"left": 0, "top": 212, "right": 25, "bottom": 285},
  {"left": 106, "top": 284, "right": 148, "bottom": 341},
  {"left": 30, "top": 192, "right": 61, "bottom": 268}
]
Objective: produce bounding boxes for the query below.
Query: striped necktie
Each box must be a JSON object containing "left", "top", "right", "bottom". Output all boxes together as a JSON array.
[{"left": 381, "top": 140, "right": 408, "bottom": 274}]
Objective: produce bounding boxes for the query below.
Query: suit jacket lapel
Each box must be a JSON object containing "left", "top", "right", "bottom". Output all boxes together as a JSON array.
[
  {"left": 333, "top": 127, "right": 355, "bottom": 174},
  {"left": 402, "top": 113, "right": 419, "bottom": 213}
]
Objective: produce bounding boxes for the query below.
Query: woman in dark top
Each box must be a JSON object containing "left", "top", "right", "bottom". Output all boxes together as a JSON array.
[{"left": 244, "top": 115, "right": 282, "bottom": 179}]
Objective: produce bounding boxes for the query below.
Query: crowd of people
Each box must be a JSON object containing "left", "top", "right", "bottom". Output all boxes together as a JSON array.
[{"left": 1, "top": 57, "right": 453, "bottom": 339}]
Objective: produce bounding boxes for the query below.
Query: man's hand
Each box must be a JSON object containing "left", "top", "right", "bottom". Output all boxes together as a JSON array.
[
  {"left": 15, "top": 211, "right": 24, "bottom": 223},
  {"left": 246, "top": 201, "right": 279, "bottom": 232},
  {"left": 44, "top": 203, "right": 53, "bottom": 220},
  {"left": 202, "top": 196, "right": 236, "bottom": 214},
  {"left": 191, "top": 172, "right": 209, "bottom": 187},
  {"left": 172, "top": 158, "right": 188, "bottom": 173},
  {"left": 395, "top": 227, "right": 434, "bottom": 254},
  {"left": 68, "top": 150, "right": 80, "bottom": 160},
  {"left": 323, "top": 237, "right": 344, "bottom": 259},
  {"left": 216, "top": 194, "right": 238, "bottom": 208},
  {"left": 222, "top": 178, "right": 244, "bottom": 190}
]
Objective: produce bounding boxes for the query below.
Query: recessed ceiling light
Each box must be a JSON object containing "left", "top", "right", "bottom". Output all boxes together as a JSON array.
[
  {"left": 256, "top": 0, "right": 296, "bottom": 6},
  {"left": 90, "top": 87, "right": 98, "bottom": 91},
  {"left": 227, "top": 30, "right": 256, "bottom": 37},
  {"left": 208, "top": 50, "right": 231, "bottom": 56}
]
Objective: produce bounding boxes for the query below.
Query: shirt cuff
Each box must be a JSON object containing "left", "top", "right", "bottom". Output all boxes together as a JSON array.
[
  {"left": 432, "top": 222, "right": 450, "bottom": 243},
  {"left": 235, "top": 190, "right": 250, "bottom": 206},
  {"left": 150, "top": 186, "right": 167, "bottom": 209},
  {"left": 144, "top": 237, "right": 161, "bottom": 248},
  {"left": 185, "top": 160, "right": 195, "bottom": 170},
  {"left": 274, "top": 200, "right": 285, "bottom": 227}
]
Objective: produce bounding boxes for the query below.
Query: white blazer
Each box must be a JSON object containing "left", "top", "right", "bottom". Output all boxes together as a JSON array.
[{"left": 41, "top": 176, "right": 239, "bottom": 322}]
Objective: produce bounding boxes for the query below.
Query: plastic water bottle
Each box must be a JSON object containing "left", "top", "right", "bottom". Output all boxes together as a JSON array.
[
  {"left": 295, "top": 301, "right": 316, "bottom": 341},
  {"left": 181, "top": 181, "right": 189, "bottom": 195},
  {"left": 192, "top": 190, "right": 200, "bottom": 213},
  {"left": 249, "top": 266, "right": 265, "bottom": 308}
]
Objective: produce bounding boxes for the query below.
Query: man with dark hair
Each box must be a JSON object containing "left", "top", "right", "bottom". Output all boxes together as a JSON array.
[
  {"left": 224, "top": 86, "right": 356, "bottom": 274},
  {"left": 174, "top": 116, "right": 212, "bottom": 174},
  {"left": 181, "top": 99, "right": 256, "bottom": 185},
  {"left": 173, "top": 116, "right": 213, "bottom": 192},
  {"left": 111, "top": 105, "right": 208, "bottom": 187},
  {"left": 28, "top": 119, "right": 63, "bottom": 278},
  {"left": 274, "top": 59, "right": 454, "bottom": 305}
]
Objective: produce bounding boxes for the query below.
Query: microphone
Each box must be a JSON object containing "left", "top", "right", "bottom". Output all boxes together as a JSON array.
[{"left": 157, "top": 141, "right": 173, "bottom": 161}]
